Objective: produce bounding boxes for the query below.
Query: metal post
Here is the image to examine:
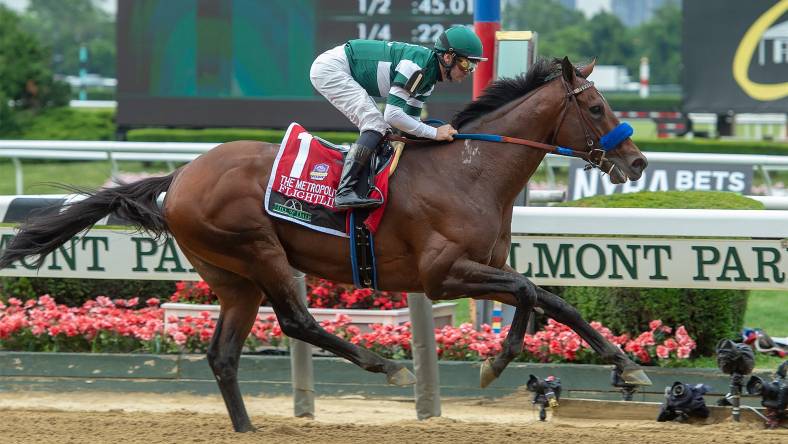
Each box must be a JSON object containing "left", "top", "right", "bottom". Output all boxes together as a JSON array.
[
  {"left": 757, "top": 164, "right": 774, "bottom": 195},
  {"left": 730, "top": 373, "right": 743, "bottom": 422},
  {"left": 291, "top": 270, "right": 314, "bottom": 418},
  {"left": 79, "top": 45, "right": 88, "bottom": 101},
  {"left": 12, "top": 158, "right": 23, "bottom": 195},
  {"left": 408, "top": 292, "right": 441, "bottom": 419},
  {"left": 544, "top": 158, "right": 556, "bottom": 188},
  {"left": 639, "top": 57, "right": 649, "bottom": 98},
  {"left": 108, "top": 151, "right": 118, "bottom": 177}
]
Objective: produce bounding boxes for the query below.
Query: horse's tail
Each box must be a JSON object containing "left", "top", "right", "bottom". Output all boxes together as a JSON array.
[{"left": 0, "top": 170, "right": 179, "bottom": 269}]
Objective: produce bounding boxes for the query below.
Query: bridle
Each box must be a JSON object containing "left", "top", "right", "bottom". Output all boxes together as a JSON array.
[
  {"left": 389, "top": 70, "right": 634, "bottom": 172},
  {"left": 550, "top": 73, "right": 632, "bottom": 172}
]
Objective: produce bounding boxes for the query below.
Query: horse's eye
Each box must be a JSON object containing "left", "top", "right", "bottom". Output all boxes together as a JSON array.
[{"left": 589, "top": 105, "right": 603, "bottom": 116}]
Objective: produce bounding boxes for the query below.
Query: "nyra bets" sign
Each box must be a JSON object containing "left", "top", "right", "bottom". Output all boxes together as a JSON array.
[{"left": 567, "top": 160, "right": 753, "bottom": 200}]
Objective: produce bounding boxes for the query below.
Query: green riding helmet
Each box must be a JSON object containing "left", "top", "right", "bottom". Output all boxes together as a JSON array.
[{"left": 434, "top": 26, "right": 488, "bottom": 61}]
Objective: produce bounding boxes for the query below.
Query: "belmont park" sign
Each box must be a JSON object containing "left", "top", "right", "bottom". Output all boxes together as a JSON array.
[{"left": 0, "top": 228, "right": 785, "bottom": 290}]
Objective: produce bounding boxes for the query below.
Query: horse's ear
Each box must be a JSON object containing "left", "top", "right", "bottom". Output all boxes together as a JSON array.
[
  {"left": 578, "top": 58, "right": 596, "bottom": 78},
  {"left": 560, "top": 56, "right": 575, "bottom": 83}
]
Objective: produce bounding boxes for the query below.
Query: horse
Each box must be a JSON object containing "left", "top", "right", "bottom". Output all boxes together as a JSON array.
[{"left": 0, "top": 57, "right": 649, "bottom": 432}]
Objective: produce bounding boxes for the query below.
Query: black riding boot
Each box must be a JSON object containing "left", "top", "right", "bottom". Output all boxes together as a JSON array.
[{"left": 334, "top": 143, "right": 382, "bottom": 209}]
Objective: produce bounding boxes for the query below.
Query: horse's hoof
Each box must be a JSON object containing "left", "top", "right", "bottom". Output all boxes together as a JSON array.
[
  {"left": 387, "top": 367, "right": 416, "bottom": 386},
  {"left": 235, "top": 425, "right": 258, "bottom": 433},
  {"left": 622, "top": 368, "right": 652, "bottom": 386},
  {"left": 480, "top": 358, "right": 499, "bottom": 388}
]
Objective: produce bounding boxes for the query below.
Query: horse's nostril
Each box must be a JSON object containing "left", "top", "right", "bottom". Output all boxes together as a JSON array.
[{"left": 631, "top": 157, "right": 647, "bottom": 173}]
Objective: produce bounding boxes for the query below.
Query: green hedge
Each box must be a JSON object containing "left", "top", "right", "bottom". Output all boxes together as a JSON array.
[
  {"left": 555, "top": 191, "right": 760, "bottom": 356},
  {"left": 0, "top": 107, "right": 115, "bottom": 141},
  {"left": 561, "top": 190, "right": 765, "bottom": 210},
  {"left": 633, "top": 138, "right": 788, "bottom": 156},
  {"left": 71, "top": 87, "right": 115, "bottom": 101},
  {"left": 0, "top": 277, "right": 176, "bottom": 307},
  {"left": 559, "top": 286, "right": 748, "bottom": 356},
  {"left": 606, "top": 94, "right": 681, "bottom": 112}
]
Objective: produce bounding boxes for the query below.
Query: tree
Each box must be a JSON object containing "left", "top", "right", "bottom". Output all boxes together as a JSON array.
[
  {"left": 583, "top": 12, "right": 635, "bottom": 68},
  {"left": 21, "top": 0, "right": 115, "bottom": 77},
  {"left": 631, "top": 2, "right": 681, "bottom": 84},
  {"left": 505, "top": 2, "right": 636, "bottom": 66},
  {"left": 503, "top": 0, "right": 587, "bottom": 36},
  {"left": 0, "top": 5, "right": 69, "bottom": 113},
  {"left": 504, "top": 0, "right": 681, "bottom": 86}
]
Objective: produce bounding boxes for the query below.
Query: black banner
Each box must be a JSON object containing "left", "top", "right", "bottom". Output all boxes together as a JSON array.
[
  {"left": 566, "top": 159, "right": 753, "bottom": 200},
  {"left": 682, "top": 0, "right": 788, "bottom": 113}
]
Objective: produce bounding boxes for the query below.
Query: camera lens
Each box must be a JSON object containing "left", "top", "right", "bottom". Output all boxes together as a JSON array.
[{"left": 746, "top": 376, "right": 764, "bottom": 396}]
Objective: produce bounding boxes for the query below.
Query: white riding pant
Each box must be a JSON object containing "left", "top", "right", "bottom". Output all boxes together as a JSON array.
[{"left": 310, "top": 45, "right": 389, "bottom": 135}]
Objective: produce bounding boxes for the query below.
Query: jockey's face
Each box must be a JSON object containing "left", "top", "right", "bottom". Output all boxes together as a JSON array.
[{"left": 440, "top": 53, "right": 471, "bottom": 83}]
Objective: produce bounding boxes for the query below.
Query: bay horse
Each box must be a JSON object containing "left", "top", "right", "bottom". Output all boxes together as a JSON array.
[{"left": 0, "top": 57, "right": 649, "bottom": 432}]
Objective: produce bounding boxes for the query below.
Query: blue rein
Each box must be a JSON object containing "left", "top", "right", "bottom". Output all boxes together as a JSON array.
[{"left": 422, "top": 119, "right": 633, "bottom": 163}]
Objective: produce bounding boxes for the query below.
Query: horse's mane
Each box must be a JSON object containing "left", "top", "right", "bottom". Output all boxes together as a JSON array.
[{"left": 451, "top": 57, "right": 572, "bottom": 130}]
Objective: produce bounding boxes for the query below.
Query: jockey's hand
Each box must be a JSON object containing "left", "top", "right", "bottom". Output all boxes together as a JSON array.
[{"left": 435, "top": 124, "right": 458, "bottom": 141}]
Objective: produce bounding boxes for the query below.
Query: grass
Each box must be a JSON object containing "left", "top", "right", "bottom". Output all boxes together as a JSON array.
[
  {"left": 558, "top": 190, "right": 765, "bottom": 209},
  {"left": 453, "top": 299, "right": 471, "bottom": 326},
  {"left": 744, "top": 290, "right": 788, "bottom": 336},
  {"left": 666, "top": 352, "right": 786, "bottom": 370}
]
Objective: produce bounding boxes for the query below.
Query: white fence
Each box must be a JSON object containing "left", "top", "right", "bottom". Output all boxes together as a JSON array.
[
  {"left": 2, "top": 139, "right": 788, "bottom": 196},
  {"left": 0, "top": 140, "right": 212, "bottom": 194},
  {"left": 2, "top": 207, "right": 787, "bottom": 290}
]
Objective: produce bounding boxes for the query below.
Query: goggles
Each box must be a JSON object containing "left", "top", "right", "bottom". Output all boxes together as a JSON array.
[{"left": 456, "top": 57, "right": 478, "bottom": 73}]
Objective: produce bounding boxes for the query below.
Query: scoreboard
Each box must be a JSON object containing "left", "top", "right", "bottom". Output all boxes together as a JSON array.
[
  {"left": 116, "top": 0, "right": 474, "bottom": 131},
  {"left": 316, "top": 0, "right": 474, "bottom": 49}
]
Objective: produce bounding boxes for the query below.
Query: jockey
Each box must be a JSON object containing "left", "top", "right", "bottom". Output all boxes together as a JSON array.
[{"left": 310, "top": 26, "right": 486, "bottom": 209}]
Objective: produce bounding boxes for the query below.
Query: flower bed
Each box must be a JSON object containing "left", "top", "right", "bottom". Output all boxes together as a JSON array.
[{"left": 0, "top": 295, "right": 697, "bottom": 365}]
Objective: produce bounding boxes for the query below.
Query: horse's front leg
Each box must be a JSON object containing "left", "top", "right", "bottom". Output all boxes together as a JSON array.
[
  {"left": 425, "top": 259, "right": 537, "bottom": 388},
  {"left": 533, "top": 285, "right": 652, "bottom": 386}
]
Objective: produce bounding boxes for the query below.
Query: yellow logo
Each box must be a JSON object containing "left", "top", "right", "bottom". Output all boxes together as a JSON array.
[{"left": 732, "top": 0, "right": 788, "bottom": 101}]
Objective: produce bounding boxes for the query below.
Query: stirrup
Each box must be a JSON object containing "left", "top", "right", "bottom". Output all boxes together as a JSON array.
[{"left": 334, "top": 192, "right": 382, "bottom": 209}]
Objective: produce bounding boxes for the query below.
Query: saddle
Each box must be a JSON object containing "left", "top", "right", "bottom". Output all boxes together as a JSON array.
[{"left": 264, "top": 123, "right": 404, "bottom": 288}]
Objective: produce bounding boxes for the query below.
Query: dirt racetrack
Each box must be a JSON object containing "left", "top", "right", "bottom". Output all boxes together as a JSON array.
[{"left": 0, "top": 392, "right": 786, "bottom": 444}]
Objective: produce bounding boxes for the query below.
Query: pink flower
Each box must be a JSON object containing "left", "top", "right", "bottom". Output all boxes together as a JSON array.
[
  {"left": 635, "top": 331, "right": 655, "bottom": 346},
  {"left": 677, "top": 346, "right": 692, "bottom": 359},
  {"left": 649, "top": 320, "right": 663, "bottom": 331},
  {"left": 172, "top": 331, "right": 187, "bottom": 345},
  {"left": 656, "top": 345, "right": 670, "bottom": 359},
  {"left": 663, "top": 338, "right": 678, "bottom": 351}
]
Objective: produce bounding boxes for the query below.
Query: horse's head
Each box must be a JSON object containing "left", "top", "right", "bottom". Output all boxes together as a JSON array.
[{"left": 552, "top": 57, "right": 648, "bottom": 183}]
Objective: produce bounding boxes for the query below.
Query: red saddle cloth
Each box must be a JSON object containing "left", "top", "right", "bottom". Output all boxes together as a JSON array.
[{"left": 264, "top": 122, "right": 391, "bottom": 237}]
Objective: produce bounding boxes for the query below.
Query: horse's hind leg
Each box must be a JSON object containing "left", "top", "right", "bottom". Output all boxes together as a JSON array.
[
  {"left": 479, "top": 303, "right": 532, "bottom": 388},
  {"left": 249, "top": 247, "right": 415, "bottom": 386},
  {"left": 534, "top": 285, "right": 652, "bottom": 386},
  {"left": 423, "top": 259, "right": 537, "bottom": 388},
  {"left": 182, "top": 253, "right": 262, "bottom": 432}
]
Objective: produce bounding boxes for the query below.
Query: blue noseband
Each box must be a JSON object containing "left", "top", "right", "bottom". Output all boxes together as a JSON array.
[{"left": 599, "top": 122, "right": 633, "bottom": 152}]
